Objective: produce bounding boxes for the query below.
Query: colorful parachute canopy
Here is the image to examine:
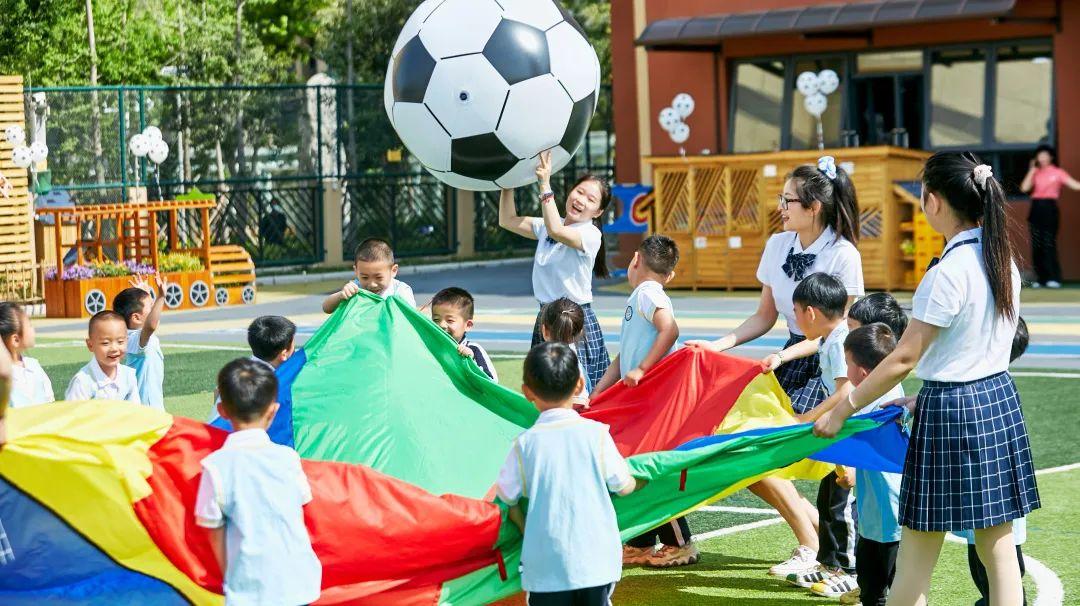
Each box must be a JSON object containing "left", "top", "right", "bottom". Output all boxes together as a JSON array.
[{"left": 2, "top": 293, "right": 907, "bottom": 604}]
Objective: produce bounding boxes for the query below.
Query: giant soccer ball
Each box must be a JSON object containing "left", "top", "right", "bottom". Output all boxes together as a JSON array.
[{"left": 384, "top": 0, "right": 601, "bottom": 191}]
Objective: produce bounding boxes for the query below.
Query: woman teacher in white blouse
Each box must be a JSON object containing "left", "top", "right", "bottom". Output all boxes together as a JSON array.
[{"left": 688, "top": 156, "right": 863, "bottom": 579}]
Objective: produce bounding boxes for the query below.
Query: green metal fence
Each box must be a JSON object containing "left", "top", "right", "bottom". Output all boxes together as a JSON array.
[{"left": 28, "top": 82, "right": 613, "bottom": 265}]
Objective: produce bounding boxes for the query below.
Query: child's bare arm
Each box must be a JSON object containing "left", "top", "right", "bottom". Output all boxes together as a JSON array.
[
  {"left": 140, "top": 274, "right": 169, "bottom": 346},
  {"left": 761, "top": 337, "right": 821, "bottom": 373},
  {"left": 624, "top": 308, "right": 678, "bottom": 387},
  {"left": 591, "top": 355, "right": 622, "bottom": 395},
  {"left": 207, "top": 526, "right": 226, "bottom": 575},
  {"left": 322, "top": 281, "right": 360, "bottom": 314}
]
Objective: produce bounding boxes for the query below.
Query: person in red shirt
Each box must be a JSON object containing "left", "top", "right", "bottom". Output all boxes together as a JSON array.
[{"left": 1020, "top": 144, "right": 1080, "bottom": 288}]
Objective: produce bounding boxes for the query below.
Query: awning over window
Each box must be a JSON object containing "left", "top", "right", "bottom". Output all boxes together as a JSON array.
[{"left": 636, "top": 0, "right": 1017, "bottom": 49}]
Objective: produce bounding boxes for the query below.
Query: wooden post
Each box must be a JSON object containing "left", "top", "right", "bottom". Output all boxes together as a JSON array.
[
  {"left": 455, "top": 188, "right": 475, "bottom": 258},
  {"left": 52, "top": 212, "right": 63, "bottom": 276},
  {"left": 169, "top": 209, "right": 178, "bottom": 251},
  {"left": 200, "top": 207, "right": 211, "bottom": 267},
  {"left": 687, "top": 167, "right": 698, "bottom": 291},
  {"left": 722, "top": 166, "right": 733, "bottom": 292},
  {"left": 148, "top": 209, "right": 160, "bottom": 269}
]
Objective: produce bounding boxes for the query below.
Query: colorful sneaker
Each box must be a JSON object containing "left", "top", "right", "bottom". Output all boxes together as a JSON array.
[
  {"left": 646, "top": 543, "right": 700, "bottom": 567},
  {"left": 622, "top": 545, "right": 654, "bottom": 565},
  {"left": 785, "top": 564, "right": 830, "bottom": 588},
  {"left": 810, "top": 569, "right": 859, "bottom": 598},
  {"left": 769, "top": 545, "right": 817, "bottom": 577},
  {"left": 839, "top": 587, "right": 862, "bottom": 605}
]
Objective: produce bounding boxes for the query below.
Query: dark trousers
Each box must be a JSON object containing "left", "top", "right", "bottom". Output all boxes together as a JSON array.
[
  {"left": 856, "top": 537, "right": 898, "bottom": 606},
  {"left": 816, "top": 472, "right": 857, "bottom": 572},
  {"left": 527, "top": 583, "right": 615, "bottom": 606},
  {"left": 967, "top": 544, "right": 1027, "bottom": 606},
  {"left": 1029, "top": 198, "right": 1062, "bottom": 284},
  {"left": 626, "top": 516, "right": 692, "bottom": 548}
]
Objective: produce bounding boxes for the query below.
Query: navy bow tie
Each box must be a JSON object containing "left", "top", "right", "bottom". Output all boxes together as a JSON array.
[{"left": 782, "top": 247, "right": 816, "bottom": 281}]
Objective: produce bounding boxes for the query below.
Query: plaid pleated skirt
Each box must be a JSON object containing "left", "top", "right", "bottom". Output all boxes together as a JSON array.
[
  {"left": 774, "top": 333, "right": 827, "bottom": 414},
  {"left": 899, "top": 372, "right": 1040, "bottom": 531},
  {"left": 531, "top": 303, "right": 610, "bottom": 389}
]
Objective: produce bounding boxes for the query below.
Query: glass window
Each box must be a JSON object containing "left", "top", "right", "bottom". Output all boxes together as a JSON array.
[
  {"left": 856, "top": 51, "right": 923, "bottom": 74},
  {"left": 994, "top": 43, "right": 1053, "bottom": 144},
  {"left": 790, "top": 57, "right": 845, "bottom": 150},
  {"left": 929, "top": 48, "right": 986, "bottom": 147},
  {"left": 731, "top": 61, "right": 785, "bottom": 153}
]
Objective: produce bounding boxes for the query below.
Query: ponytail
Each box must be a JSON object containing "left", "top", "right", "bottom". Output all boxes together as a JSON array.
[
  {"left": 922, "top": 152, "right": 1015, "bottom": 320},
  {"left": 571, "top": 174, "right": 612, "bottom": 279},
  {"left": 787, "top": 160, "right": 860, "bottom": 244},
  {"left": 540, "top": 297, "right": 585, "bottom": 345}
]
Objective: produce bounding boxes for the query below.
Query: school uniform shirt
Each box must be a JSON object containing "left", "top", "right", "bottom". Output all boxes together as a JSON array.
[
  {"left": 912, "top": 227, "right": 1020, "bottom": 382},
  {"left": 125, "top": 328, "right": 165, "bottom": 411},
  {"left": 619, "top": 280, "right": 677, "bottom": 378},
  {"left": 854, "top": 383, "right": 906, "bottom": 543},
  {"left": 65, "top": 357, "right": 142, "bottom": 404},
  {"left": 756, "top": 227, "right": 864, "bottom": 336},
  {"left": 530, "top": 218, "right": 602, "bottom": 305},
  {"left": 9, "top": 355, "right": 54, "bottom": 408},
  {"left": 817, "top": 321, "right": 850, "bottom": 396},
  {"left": 496, "top": 408, "right": 635, "bottom": 593},
  {"left": 195, "top": 428, "right": 321, "bottom": 606},
  {"left": 460, "top": 336, "right": 498, "bottom": 382},
  {"left": 351, "top": 278, "right": 417, "bottom": 307}
]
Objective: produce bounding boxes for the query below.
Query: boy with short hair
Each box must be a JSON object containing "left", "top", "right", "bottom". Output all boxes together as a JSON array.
[
  {"left": 835, "top": 323, "right": 906, "bottom": 605},
  {"left": 496, "top": 342, "right": 642, "bottom": 605},
  {"left": 593, "top": 235, "right": 693, "bottom": 568},
  {"left": 65, "top": 310, "right": 141, "bottom": 404},
  {"left": 430, "top": 287, "right": 497, "bottom": 381},
  {"left": 776, "top": 272, "right": 857, "bottom": 596},
  {"left": 113, "top": 274, "right": 168, "bottom": 410},
  {"left": 210, "top": 316, "right": 297, "bottom": 422},
  {"left": 196, "top": 358, "right": 321, "bottom": 606},
  {"left": 322, "top": 237, "right": 416, "bottom": 313},
  {"left": 847, "top": 292, "right": 908, "bottom": 337}
]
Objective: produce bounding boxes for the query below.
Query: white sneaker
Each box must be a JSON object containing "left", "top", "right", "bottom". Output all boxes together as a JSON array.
[
  {"left": 1047, "top": 280, "right": 1062, "bottom": 288},
  {"left": 786, "top": 563, "right": 830, "bottom": 588},
  {"left": 768, "top": 545, "right": 817, "bottom": 577},
  {"left": 809, "top": 569, "right": 859, "bottom": 598}
]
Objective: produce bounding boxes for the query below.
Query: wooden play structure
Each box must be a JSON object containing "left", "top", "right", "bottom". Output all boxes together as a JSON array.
[
  {"left": 37, "top": 199, "right": 257, "bottom": 318},
  {"left": 644, "top": 146, "right": 944, "bottom": 291},
  {"left": 0, "top": 75, "right": 37, "bottom": 302}
]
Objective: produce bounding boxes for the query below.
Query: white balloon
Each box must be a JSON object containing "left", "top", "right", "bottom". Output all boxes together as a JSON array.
[
  {"left": 4, "top": 125, "right": 25, "bottom": 144},
  {"left": 803, "top": 92, "right": 828, "bottom": 117},
  {"left": 30, "top": 141, "right": 48, "bottom": 162},
  {"left": 11, "top": 146, "right": 33, "bottom": 169},
  {"left": 658, "top": 107, "right": 681, "bottom": 132},
  {"left": 672, "top": 93, "right": 695, "bottom": 118},
  {"left": 129, "top": 133, "right": 150, "bottom": 157},
  {"left": 142, "top": 125, "right": 163, "bottom": 141},
  {"left": 148, "top": 139, "right": 169, "bottom": 164},
  {"left": 817, "top": 69, "right": 840, "bottom": 95},
  {"left": 796, "top": 71, "right": 820, "bottom": 97},
  {"left": 669, "top": 122, "right": 690, "bottom": 144}
]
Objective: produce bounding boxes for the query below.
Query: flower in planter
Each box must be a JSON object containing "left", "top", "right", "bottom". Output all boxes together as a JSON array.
[
  {"left": 123, "top": 259, "right": 156, "bottom": 276},
  {"left": 60, "top": 265, "right": 96, "bottom": 280}
]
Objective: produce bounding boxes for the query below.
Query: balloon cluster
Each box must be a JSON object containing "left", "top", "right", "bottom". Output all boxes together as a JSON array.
[
  {"left": 657, "top": 93, "right": 695, "bottom": 145},
  {"left": 796, "top": 69, "right": 839, "bottom": 118},
  {"left": 129, "top": 126, "right": 169, "bottom": 165},
  {"left": 4, "top": 124, "right": 47, "bottom": 169}
]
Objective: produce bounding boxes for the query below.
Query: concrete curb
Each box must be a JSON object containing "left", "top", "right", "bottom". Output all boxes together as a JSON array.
[{"left": 255, "top": 257, "right": 531, "bottom": 286}]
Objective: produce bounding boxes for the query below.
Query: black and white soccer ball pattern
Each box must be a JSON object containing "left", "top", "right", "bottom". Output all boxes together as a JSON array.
[{"left": 384, "top": 0, "right": 601, "bottom": 191}]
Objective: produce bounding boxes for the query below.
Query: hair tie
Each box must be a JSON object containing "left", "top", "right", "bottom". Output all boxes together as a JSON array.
[
  {"left": 972, "top": 164, "right": 993, "bottom": 190},
  {"left": 817, "top": 156, "right": 837, "bottom": 180},
  {"left": 561, "top": 309, "right": 574, "bottom": 315}
]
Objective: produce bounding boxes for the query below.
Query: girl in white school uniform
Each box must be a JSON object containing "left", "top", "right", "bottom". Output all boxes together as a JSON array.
[
  {"left": 688, "top": 156, "right": 863, "bottom": 577},
  {"left": 499, "top": 150, "right": 613, "bottom": 389},
  {"left": 815, "top": 152, "right": 1039, "bottom": 605},
  {"left": 0, "top": 302, "right": 54, "bottom": 408}
]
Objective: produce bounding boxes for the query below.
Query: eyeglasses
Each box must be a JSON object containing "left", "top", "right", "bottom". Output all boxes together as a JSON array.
[{"left": 777, "top": 194, "right": 802, "bottom": 210}]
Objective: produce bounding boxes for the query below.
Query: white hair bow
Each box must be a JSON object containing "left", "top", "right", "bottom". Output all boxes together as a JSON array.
[
  {"left": 972, "top": 164, "right": 993, "bottom": 190},
  {"left": 817, "top": 156, "right": 837, "bottom": 180}
]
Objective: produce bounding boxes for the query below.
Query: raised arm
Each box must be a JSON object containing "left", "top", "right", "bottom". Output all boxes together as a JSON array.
[
  {"left": 534, "top": 151, "right": 587, "bottom": 251},
  {"left": 140, "top": 274, "right": 169, "bottom": 347},
  {"left": 687, "top": 287, "right": 779, "bottom": 352},
  {"left": 1019, "top": 163, "right": 1036, "bottom": 194},
  {"left": 813, "top": 319, "right": 939, "bottom": 437},
  {"left": 498, "top": 188, "right": 536, "bottom": 239},
  {"left": 1064, "top": 170, "right": 1080, "bottom": 191}
]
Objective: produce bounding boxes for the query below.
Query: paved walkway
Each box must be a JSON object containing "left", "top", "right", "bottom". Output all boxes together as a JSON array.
[{"left": 36, "top": 260, "right": 1080, "bottom": 369}]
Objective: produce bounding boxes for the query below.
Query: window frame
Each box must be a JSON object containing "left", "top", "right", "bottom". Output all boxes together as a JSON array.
[{"left": 727, "top": 56, "right": 791, "bottom": 154}]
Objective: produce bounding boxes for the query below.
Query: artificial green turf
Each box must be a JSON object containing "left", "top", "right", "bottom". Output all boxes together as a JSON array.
[{"left": 27, "top": 345, "right": 1076, "bottom": 604}]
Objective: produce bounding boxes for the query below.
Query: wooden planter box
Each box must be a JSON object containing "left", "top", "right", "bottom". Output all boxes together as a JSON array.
[{"left": 44, "top": 269, "right": 222, "bottom": 318}]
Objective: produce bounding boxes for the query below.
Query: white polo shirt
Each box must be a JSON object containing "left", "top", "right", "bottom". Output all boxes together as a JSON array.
[
  {"left": 530, "top": 218, "right": 602, "bottom": 305},
  {"left": 65, "top": 357, "right": 141, "bottom": 404},
  {"left": 352, "top": 278, "right": 416, "bottom": 307},
  {"left": 818, "top": 321, "right": 850, "bottom": 396},
  {"left": 9, "top": 355, "right": 54, "bottom": 408},
  {"left": 756, "top": 227, "right": 864, "bottom": 335},
  {"left": 912, "top": 227, "right": 1020, "bottom": 382}
]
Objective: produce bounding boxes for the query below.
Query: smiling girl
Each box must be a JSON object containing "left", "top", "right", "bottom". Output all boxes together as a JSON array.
[{"left": 499, "top": 150, "right": 612, "bottom": 389}]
